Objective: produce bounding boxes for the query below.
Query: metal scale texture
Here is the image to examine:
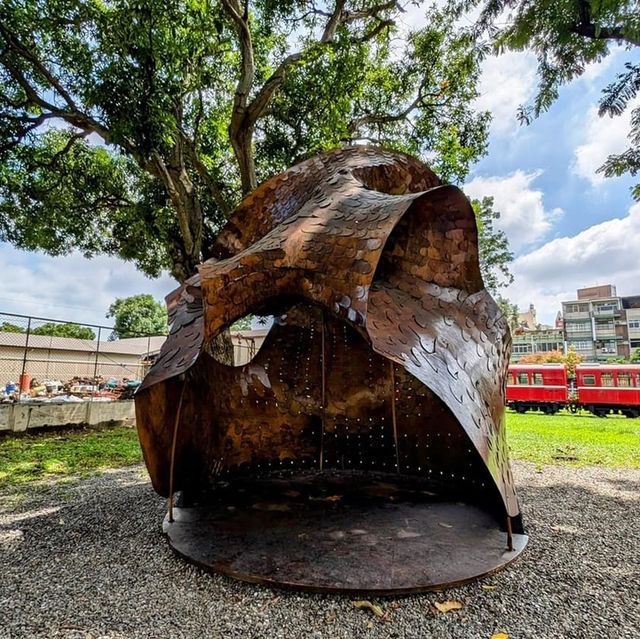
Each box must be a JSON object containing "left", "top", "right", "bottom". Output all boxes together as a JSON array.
[{"left": 135, "top": 146, "right": 527, "bottom": 594}]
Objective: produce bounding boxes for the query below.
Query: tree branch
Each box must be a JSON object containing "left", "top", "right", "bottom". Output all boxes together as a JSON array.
[
  {"left": 341, "top": 1, "right": 400, "bottom": 24},
  {"left": 178, "top": 127, "right": 232, "bottom": 218},
  {"left": 220, "top": 0, "right": 257, "bottom": 193},
  {"left": 0, "top": 21, "right": 78, "bottom": 110},
  {"left": 570, "top": 19, "right": 640, "bottom": 48},
  {"left": 0, "top": 25, "right": 140, "bottom": 157},
  {"left": 347, "top": 78, "right": 432, "bottom": 134},
  {"left": 35, "top": 131, "right": 90, "bottom": 169}
]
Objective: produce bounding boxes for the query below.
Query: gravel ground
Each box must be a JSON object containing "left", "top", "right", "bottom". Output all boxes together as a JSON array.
[{"left": 0, "top": 461, "right": 638, "bottom": 639}]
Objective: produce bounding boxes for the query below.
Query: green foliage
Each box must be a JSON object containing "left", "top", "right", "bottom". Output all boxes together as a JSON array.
[
  {"left": 106, "top": 294, "right": 168, "bottom": 339},
  {"left": 517, "top": 346, "right": 584, "bottom": 376},
  {"left": 0, "top": 322, "right": 25, "bottom": 333},
  {"left": 231, "top": 315, "right": 253, "bottom": 331},
  {"left": 0, "top": 0, "right": 490, "bottom": 280},
  {"left": 0, "top": 130, "right": 175, "bottom": 276},
  {"left": 471, "top": 196, "right": 514, "bottom": 293},
  {"left": 465, "top": 0, "right": 640, "bottom": 198},
  {"left": 31, "top": 322, "right": 96, "bottom": 340},
  {"left": 496, "top": 295, "right": 519, "bottom": 330},
  {"left": 631, "top": 347, "right": 640, "bottom": 362}
]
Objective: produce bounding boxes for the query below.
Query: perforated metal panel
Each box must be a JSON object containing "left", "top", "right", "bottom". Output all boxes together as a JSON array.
[{"left": 135, "top": 146, "right": 526, "bottom": 593}]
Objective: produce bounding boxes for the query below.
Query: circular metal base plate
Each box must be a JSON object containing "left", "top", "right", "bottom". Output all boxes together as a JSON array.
[{"left": 163, "top": 472, "right": 527, "bottom": 595}]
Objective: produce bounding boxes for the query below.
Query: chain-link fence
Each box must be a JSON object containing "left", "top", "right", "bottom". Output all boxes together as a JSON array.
[
  {"left": 0, "top": 311, "right": 272, "bottom": 405},
  {"left": 0, "top": 311, "right": 166, "bottom": 403}
]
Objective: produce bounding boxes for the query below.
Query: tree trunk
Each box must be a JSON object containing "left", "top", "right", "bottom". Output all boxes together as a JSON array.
[{"left": 230, "top": 120, "right": 257, "bottom": 195}]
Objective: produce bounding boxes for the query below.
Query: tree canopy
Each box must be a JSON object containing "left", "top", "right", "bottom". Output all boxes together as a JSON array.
[
  {"left": 0, "top": 321, "right": 24, "bottom": 333},
  {"left": 517, "top": 347, "right": 583, "bottom": 376},
  {"left": 32, "top": 322, "right": 96, "bottom": 339},
  {"left": 107, "top": 294, "right": 168, "bottom": 339},
  {"left": 496, "top": 295, "right": 519, "bottom": 330},
  {"left": 465, "top": 0, "right": 640, "bottom": 198},
  {"left": 0, "top": 320, "right": 96, "bottom": 339},
  {"left": 0, "top": 0, "right": 492, "bottom": 282},
  {"left": 471, "top": 196, "right": 514, "bottom": 294}
]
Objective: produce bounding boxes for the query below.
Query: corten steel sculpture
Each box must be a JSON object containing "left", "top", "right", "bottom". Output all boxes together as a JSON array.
[{"left": 135, "top": 146, "right": 527, "bottom": 594}]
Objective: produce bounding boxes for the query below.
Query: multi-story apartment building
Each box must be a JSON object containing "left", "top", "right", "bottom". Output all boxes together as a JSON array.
[
  {"left": 510, "top": 327, "right": 565, "bottom": 362},
  {"left": 625, "top": 295, "right": 640, "bottom": 356},
  {"left": 561, "top": 285, "right": 640, "bottom": 361}
]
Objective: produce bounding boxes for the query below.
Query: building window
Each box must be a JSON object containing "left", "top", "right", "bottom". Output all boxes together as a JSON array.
[
  {"left": 566, "top": 303, "right": 588, "bottom": 313},
  {"left": 532, "top": 373, "right": 543, "bottom": 385},
  {"left": 566, "top": 322, "right": 590, "bottom": 332},
  {"left": 601, "top": 373, "right": 614, "bottom": 386},
  {"left": 629, "top": 320, "right": 640, "bottom": 329},
  {"left": 574, "top": 341, "right": 592, "bottom": 351},
  {"left": 516, "top": 372, "right": 529, "bottom": 385},
  {"left": 618, "top": 373, "right": 632, "bottom": 387},
  {"left": 594, "top": 303, "right": 618, "bottom": 313},
  {"left": 513, "top": 344, "right": 531, "bottom": 354},
  {"left": 631, "top": 340, "right": 640, "bottom": 348},
  {"left": 599, "top": 341, "right": 617, "bottom": 353},
  {"left": 582, "top": 375, "right": 596, "bottom": 385}
]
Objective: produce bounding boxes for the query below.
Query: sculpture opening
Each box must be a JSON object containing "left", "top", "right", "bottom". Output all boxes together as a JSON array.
[{"left": 135, "top": 146, "right": 527, "bottom": 594}]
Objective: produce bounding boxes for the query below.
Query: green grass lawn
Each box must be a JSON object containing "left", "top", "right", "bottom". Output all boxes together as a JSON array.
[
  {"left": 0, "top": 410, "right": 638, "bottom": 487},
  {"left": 0, "top": 426, "right": 142, "bottom": 487},
  {"left": 506, "top": 410, "right": 640, "bottom": 469}
]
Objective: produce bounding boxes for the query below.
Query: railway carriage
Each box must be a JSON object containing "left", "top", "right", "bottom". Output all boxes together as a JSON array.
[
  {"left": 575, "top": 364, "right": 640, "bottom": 418},
  {"left": 506, "top": 363, "right": 640, "bottom": 417},
  {"left": 506, "top": 364, "right": 568, "bottom": 414}
]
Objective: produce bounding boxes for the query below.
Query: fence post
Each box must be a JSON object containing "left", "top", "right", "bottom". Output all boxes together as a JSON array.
[
  {"left": 146, "top": 334, "right": 151, "bottom": 379},
  {"left": 92, "top": 327, "right": 102, "bottom": 404},
  {"left": 19, "top": 317, "right": 32, "bottom": 402}
]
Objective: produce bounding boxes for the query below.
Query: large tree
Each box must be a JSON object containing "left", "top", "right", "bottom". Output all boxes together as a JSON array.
[
  {"left": 0, "top": 0, "right": 491, "bottom": 282},
  {"left": 466, "top": 0, "right": 640, "bottom": 198},
  {"left": 107, "top": 294, "right": 168, "bottom": 339},
  {"left": 471, "top": 196, "right": 514, "bottom": 294}
]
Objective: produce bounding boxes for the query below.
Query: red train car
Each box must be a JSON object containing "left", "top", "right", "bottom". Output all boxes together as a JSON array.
[
  {"left": 506, "top": 364, "right": 568, "bottom": 414},
  {"left": 575, "top": 364, "right": 640, "bottom": 418}
]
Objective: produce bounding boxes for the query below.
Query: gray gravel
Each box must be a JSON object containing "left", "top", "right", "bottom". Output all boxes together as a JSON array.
[{"left": 1, "top": 461, "right": 638, "bottom": 639}]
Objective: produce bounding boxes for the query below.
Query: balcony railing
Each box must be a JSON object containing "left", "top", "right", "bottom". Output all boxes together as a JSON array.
[{"left": 592, "top": 308, "right": 621, "bottom": 318}]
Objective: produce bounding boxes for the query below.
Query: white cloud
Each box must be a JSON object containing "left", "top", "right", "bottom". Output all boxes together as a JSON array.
[
  {"left": 475, "top": 51, "right": 538, "bottom": 135},
  {"left": 0, "top": 244, "right": 176, "bottom": 327},
  {"left": 505, "top": 203, "right": 640, "bottom": 325},
  {"left": 465, "top": 170, "right": 563, "bottom": 251},
  {"left": 572, "top": 95, "right": 640, "bottom": 185}
]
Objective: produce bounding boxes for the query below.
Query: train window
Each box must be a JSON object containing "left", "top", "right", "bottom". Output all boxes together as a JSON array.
[
  {"left": 508, "top": 373, "right": 515, "bottom": 384},
  {"left": 636, "top": 373, "right": 640, "bottom": 387},
  {"left": 617, "top": 373, "right": 632, "bottom": 387},
  {"left": 532, "top": 373, "right": 543, "bottom": 385},
  {"left": 601, "top": 373, "right": 614, "bottom": 386},
  {"left": 582, "top": 375, "right": 596, "bottom": 385},
  {"left": 516, "top": 373, "right": 529, "bottom": 385}
]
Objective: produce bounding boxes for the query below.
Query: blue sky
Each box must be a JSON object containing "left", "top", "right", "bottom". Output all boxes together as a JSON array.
[
  {"left": 465, "top": 45, "right": 640, "bottom": 325},
  {"left": 1, "top": 23, "right": 639, "bottom": 328}
]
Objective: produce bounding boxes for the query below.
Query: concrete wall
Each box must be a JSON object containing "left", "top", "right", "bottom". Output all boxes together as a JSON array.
[{"left": 0, "top": 400, "right": 135, "bottom": 433}]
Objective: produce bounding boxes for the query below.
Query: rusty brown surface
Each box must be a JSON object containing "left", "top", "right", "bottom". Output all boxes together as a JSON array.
[
  {"left": 163, "top": 472, "right": 528, "bottom": 595},
  {"left": 136, "top": 146, "right": 521, "bottom": 531}
]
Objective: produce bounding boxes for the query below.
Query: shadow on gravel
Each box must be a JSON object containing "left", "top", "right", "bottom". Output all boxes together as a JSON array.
[{"left": 0, "top": 465, "right": 638, "bottom": 639}]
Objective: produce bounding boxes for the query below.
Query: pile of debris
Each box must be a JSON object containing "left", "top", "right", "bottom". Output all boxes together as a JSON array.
[{"left": 1, "top": 375, "right": 142, "bottom": 403}]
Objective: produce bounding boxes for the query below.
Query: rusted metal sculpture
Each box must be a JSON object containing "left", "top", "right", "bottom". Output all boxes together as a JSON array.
[{"left": 135, "top": 146, "right": 527, "bottom": 594}]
